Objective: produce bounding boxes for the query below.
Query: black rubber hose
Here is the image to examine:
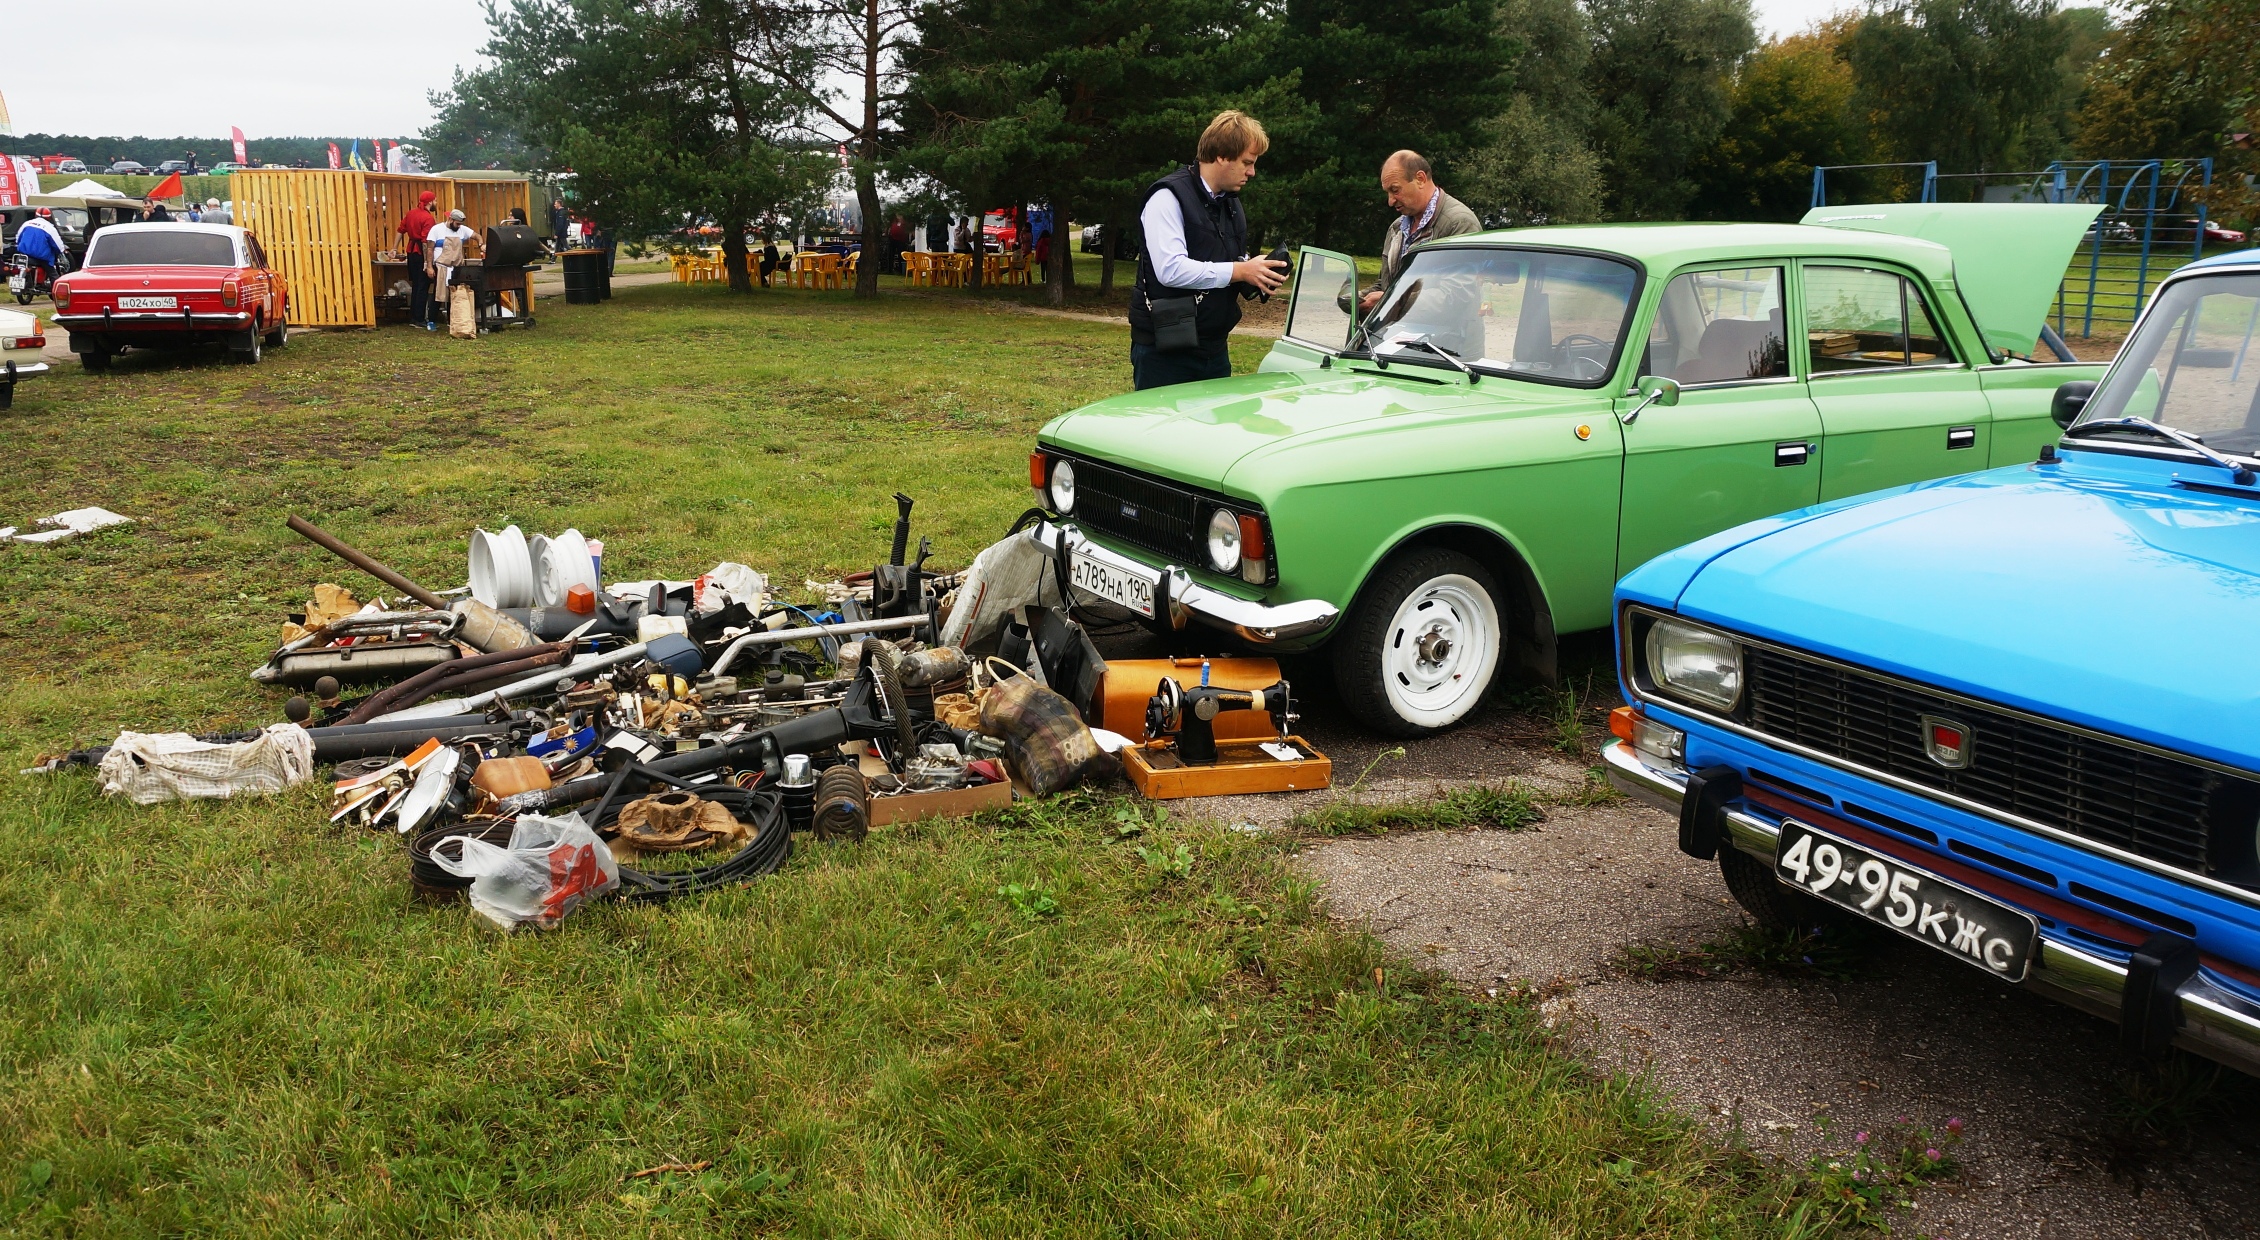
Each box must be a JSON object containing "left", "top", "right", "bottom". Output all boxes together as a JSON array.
[{"left": 581, "top": 765, "right": 793, "bottom": 902}]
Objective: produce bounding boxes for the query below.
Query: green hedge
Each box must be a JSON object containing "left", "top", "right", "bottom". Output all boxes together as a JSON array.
[{"left": 64, "top": 174, "right": 235, "bottom": 203}]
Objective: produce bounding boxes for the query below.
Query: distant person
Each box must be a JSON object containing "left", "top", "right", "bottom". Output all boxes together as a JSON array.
[
  {"left": 925, "top": 211, "right": 948, "bottom": 252},
  {"left": 143, "top": 198, "right": 172, "bottom": 223},
  {"left": 508, "top": 206, "right": 530, "bottom": 228},
  {"left": 13, "top": 209, "right": 65, "bottom": 288},
  {"left": 760, "top": 236, "right": 780, "bottom": 287},
  {"left": 185, "top": 201, "right": 202, "bottom": 222},
  {"left": 427, "top": 208, "right": 478, "bottom": 329},
  {"left": 548, "top": 197, "right": 569, "bottom": 248},
  {"left": 887, "top": 214, "right": 908, "bottom": 273},
  {"left": 398, "top": 190, "right": 440, "bottom": 329},
  {"left": 1034, "top": 228, "right": 1051, "bottom": 283},
  {"left": 1359, "top": 150, "right": 1480, "bottom": 313},
  {"left": 202, "top": 197, "right": 232, "bottom": 225},
  {"left": 1127, "top": 109, "right": 1286, "bottom": 390}
]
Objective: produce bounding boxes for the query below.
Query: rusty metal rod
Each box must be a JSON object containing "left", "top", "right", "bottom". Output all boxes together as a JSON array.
[{"left": 286, "top": 515, "right": 451, "bottom": 610}]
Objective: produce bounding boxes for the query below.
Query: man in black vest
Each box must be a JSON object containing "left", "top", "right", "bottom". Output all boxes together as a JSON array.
[{"left": 1127, "top": 110, "right": 1287, "bottom": 390}]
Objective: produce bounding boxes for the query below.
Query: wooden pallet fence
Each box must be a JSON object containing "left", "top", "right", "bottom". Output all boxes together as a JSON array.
[{"left": 233, "top": 170, "right": 376, "bottom": 327}]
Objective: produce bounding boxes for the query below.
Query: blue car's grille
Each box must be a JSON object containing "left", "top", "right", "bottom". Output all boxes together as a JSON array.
[
  {"left": 1742, "top": 645, "right": 2257, "bottom": 878},
  {"left": 1064, "top": 457, "right": 1206, "bottom": 563}
]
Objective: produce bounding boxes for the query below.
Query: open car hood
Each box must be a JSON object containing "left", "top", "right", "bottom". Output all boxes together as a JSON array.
[{"left": 1801, "top": 202, "right": 2101, "bottom": 357}]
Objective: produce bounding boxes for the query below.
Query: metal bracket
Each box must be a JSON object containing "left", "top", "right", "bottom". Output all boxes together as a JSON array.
[
  {"left": 1679, "top": 765, "right": 1742, "bottom": 860},
  {"left": 2121, "top": 931, "right": 2200, "bottom": 1062}
]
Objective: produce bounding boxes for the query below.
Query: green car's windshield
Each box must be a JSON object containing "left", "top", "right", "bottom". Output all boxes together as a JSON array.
[
  {"left": 2077, "top": 271, "right": 2260, "bottom": 457},
  {"left": 1358, "top": 247, "right": 1640, "bottom": 387}
]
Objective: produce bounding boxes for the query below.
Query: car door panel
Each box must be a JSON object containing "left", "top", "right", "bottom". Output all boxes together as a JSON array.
[
  {"left": 1262, "top": 246, "right": 1359, "bottom": 372},
  {"left": 1804, "top": 263, "right": 1993, "bottom": 500},
  {"left": 1979, "top": 362, "right": 2109, "bottom": 466},
  {"left": 1618, "top": 263, "right": 1823, "bottom": 576}
]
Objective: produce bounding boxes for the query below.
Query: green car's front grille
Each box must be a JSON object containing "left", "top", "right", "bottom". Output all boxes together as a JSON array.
[{"left": 1065, "top": 456, "right": 1207, "bottom": 564}]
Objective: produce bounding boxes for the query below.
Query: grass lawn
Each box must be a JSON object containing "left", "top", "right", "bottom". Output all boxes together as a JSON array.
[{"left": 0, "top": 285, "right": 1821, "bottom": 1236}]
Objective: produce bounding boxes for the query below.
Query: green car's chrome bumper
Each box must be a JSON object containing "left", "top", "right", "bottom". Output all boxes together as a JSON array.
[
  {"left": 1603, "top": 739, "right": 2260, "bottom": 1076},
  {"left": 1027, "top": 518, "right": 1339, "bottom": 644}
]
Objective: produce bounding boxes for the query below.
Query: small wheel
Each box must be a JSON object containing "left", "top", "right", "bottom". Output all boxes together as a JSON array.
[
  {"left": 264, "top": 316, "right": 288, "bottom": 348},
  {"left": 229, "top": 329, "right": 262, "bottom": 365},
  {"left": 13, "top": 289, "right": 30, "bottom": 306},
  {"left": 1330, "top": 548, "right": 1503, "bottom": 736},
  {"left": 1718, "top": 845, "right": 1830, "bottom": 931}
]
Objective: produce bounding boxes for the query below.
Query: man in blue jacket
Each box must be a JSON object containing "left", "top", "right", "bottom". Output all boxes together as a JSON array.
[{"left": 13, "top": 209, "right": 66, "bottom": 287}]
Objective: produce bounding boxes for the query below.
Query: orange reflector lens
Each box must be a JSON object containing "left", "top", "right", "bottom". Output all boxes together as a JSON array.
[
  {"left": 1237, "top": 514, "right": 1265, "bottom": 561},
  {"left": 1029, "top": 450, "right": 1048, "bottom": 488},
  {"left": 1609, "top": 705, "right": 1639, "bottom": 743}
]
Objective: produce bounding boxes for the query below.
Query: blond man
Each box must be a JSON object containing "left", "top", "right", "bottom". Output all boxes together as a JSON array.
[{"left": 1127, "top": 110, "right": 1288, "bottom": 390}]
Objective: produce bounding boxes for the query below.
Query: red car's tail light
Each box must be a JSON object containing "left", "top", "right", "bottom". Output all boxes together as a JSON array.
[
  {"left": 48, "top": 283, "right": 69, "bottom": 310},
  {"left": 221, "top": 279, "right": 241, "bottom": 308}
]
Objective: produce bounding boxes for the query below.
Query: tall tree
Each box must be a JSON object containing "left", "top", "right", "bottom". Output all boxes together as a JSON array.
[
  {"left": 1256, "top": 0, "right": 1513, "bottom": 249},
  {"left": 1685, "top": 19, "right": 1861, "bottom": 220},
  {"left": 1456, "top": 0, "right": 1604, "bottom": 226},
  {"left": 1841, "top": 0, "right": 2074, "bottom": 183},
  {"left": 1584, "top": 0, "right": 1757, "bottom": 220},
  {"left": 2077, "top": 0, "right": 2260, "bottom": 227},
  {"left": 434, "top": 0, "right": 830, "bottom": 293},
  {"left": 751, "top": 0, "right": 917, "bottom": 297},
  {"left": 898, "top": 0, "right": 1289, "bottom": 304}
]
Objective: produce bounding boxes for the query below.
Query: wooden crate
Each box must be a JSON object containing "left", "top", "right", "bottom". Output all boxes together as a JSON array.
[
  {"left": 232, "top": 169, "right": 376, "bottom": 327},
  {"left": 1121, "top": 736, "right": 1331, "bottom": 799}
]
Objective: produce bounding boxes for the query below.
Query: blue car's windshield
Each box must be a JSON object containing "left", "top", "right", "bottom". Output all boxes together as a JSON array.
[
  {"left": 2078, "top": 271, "right": 2260, "bottom": 457},
  {"left": 1359, "top": 247, "right": 1640, "bottom": 388}
]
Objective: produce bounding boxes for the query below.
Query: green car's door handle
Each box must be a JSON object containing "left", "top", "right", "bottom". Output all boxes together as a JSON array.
[{"left": 1774, "top": 441, "right": 1814, "bottom": 467}]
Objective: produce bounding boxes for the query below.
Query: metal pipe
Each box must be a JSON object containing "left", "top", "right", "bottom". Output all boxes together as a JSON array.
[
  {"left": 339, "top": 642, "right": 570, "bottom": 725},
  {"left": 286, "top": 515, "right": 452, "bottom": 610},
  {"left": 306, "top": 714, "right": 504, "bottom": 762},
  {"left": 375, "top": 641, "right": 652, "bottom": 721},
  {"left": 709, "top": 615, "right": 929, "bottom": 677}
]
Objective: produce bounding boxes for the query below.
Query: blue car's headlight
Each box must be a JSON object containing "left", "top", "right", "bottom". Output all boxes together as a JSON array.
[{"left": 1645, "top": 617, "right": 1743, "bottom": 712}]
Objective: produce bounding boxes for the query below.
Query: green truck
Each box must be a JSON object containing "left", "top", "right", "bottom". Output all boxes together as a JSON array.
[{"left": 1028, "top": 204, "right": 2106, "bottom": 735}]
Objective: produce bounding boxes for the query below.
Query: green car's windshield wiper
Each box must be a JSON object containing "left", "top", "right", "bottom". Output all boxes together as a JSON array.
[
  {"left": 1384, "top": 334, "right": 1479, "bottom": 382},
  {"left": 2066, "top": 416, "right": 2258, "bottom": 485}
]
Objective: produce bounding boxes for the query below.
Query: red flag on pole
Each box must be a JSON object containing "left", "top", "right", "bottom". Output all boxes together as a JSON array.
[
  {"left": 148, "top": 171, "right": 184, "bottom": 201},
  {"left": 327, "top": 143, "right": 340, "bottom": 170},
  {"left": 231, "top": 127, "right": 247, "bottom": 165}
]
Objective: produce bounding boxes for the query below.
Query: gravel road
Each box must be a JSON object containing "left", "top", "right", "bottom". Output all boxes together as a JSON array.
[{"left": 1107, "top": 630, "right": 2260, "bottom": 1237}]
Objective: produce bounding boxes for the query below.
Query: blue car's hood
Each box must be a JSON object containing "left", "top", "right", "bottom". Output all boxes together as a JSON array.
[{"left": 1673, "top": 455, "right": 2260, "bottom": 771}]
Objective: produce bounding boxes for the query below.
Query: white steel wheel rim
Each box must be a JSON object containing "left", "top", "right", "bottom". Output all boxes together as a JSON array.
[{"left": 1381, "top": 573, "right": 1499, "bottom": 727}]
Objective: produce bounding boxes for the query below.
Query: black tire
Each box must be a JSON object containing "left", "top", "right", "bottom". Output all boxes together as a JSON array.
[
  {"left": 1718, "top": 845, "right": 1830, "bottom": 931},
  {"left": 78, "top": 348, "right": 111, "bottom": 372},
  {"left": 228, "top": 329, "right": 262, "bottom": 366},
  {"left": 1329, "top": 547, "right": 1504, "bottom": 737},
  {"left": 13, "top": 289, "right": 30, "bottom": 306},
  {"left": 263, "top": 316, "right": 288, "bottom": 348}
]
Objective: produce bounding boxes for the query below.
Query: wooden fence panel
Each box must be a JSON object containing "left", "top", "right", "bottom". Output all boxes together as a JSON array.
[
  {"left": 233, "top": 169, "right": 376, "bottom": 327},
  {"left": 450, "top": 179, "right": 531, "bottom": 240}
]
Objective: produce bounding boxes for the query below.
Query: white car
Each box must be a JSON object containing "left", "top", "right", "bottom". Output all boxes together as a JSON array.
[{"left": 1, "top": 303, "right": 49, "bottom": 409}]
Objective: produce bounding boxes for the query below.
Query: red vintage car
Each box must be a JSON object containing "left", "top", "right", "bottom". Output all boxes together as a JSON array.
[{"left": 50, "top": 223, "right": 290, "bottom": 369}]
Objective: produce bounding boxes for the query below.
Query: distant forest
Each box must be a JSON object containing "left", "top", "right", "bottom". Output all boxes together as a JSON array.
[{"left": 0, "top": 134, "right": 407, "bottom": 169}]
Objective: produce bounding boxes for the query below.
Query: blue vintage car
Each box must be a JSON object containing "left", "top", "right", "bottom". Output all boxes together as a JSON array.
[{"left": 1605, "top": 246, "right": 2260, "bottom": 1072}]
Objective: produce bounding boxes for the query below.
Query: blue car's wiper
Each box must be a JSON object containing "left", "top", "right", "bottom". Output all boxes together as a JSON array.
[{"left": 2066, "top": 416, "right": 2258, "bottom": 485}]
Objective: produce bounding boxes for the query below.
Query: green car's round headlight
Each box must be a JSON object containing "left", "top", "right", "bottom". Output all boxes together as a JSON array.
[
  {"left": 1645, "top": 618, "right": 1743, "bottom": 711},
  {"left": 1206, "top": 508, "right": 1243, "bottom": 573},
  {"left": 1048, "top": 459, "right": 1077, "bottom": 513}
]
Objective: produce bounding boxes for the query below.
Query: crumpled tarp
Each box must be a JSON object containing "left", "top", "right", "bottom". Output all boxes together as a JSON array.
[{"left": 96, "top": 723, "right": 316, "bottom": 805}]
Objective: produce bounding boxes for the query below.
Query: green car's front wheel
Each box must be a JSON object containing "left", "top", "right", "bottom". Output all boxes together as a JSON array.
[{"left": 1331, "top": 548, "right": 1503, "bottom": 737}]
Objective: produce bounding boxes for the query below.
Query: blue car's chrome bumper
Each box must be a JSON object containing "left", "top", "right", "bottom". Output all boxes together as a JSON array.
[
  {"left": 1026, "top": 518, "right": 1338, "bottom": 643},
  {"left": 1605, "top": 737, "right": 2260, "bottom": 1076}
]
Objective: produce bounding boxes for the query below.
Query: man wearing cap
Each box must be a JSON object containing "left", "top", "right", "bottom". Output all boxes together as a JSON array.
[
  {"left": 426, "top": 209, "right": 479, "bottom": 332},
  {"left": 398, "top": 191, "right": 441, "bottom": 329},
  {"left": 14, "top": 208, "right": 66, "bottom": 291}
]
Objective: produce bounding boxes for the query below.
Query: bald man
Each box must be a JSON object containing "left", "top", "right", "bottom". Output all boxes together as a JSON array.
[{"left": 1359, "top": 150, "right": 1481, "bottom": 313}]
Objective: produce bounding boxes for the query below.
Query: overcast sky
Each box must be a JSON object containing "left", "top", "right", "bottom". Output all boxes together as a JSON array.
[{"left": 1, "top": 0, "right": 1860, "bottom": 141}]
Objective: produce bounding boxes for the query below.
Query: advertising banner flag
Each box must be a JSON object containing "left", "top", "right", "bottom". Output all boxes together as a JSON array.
[
  {"left": 0, "top": 90, "right": 14, "bottom": 138},
  {"left": 232, "top": 127, "right": 248, "bottom": 165},
  {"left": 327, "top": 143, "right": 341, "bottom": 170},
  {"left": 0, "top": 157, "right": 19, "bottom": 208}
]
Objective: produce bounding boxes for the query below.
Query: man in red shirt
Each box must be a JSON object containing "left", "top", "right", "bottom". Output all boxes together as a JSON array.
[{"left": 398, "top": 190, "right": 440, "bottom": 329}]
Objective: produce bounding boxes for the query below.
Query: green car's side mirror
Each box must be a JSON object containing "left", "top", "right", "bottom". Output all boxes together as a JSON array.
[
  {"left": 1620, "top": 375, "right": 1681, "bottom": 426},
  {"left": 2052, "top": 379, "right": 2096, "bottom": 429}
]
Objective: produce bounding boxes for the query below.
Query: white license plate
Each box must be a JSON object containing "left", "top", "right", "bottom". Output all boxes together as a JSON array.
[
  {"left": 1776, "top": 820, "right": 2038, "bottom": 981},
  {"left": 1069, "top": 549, "right": 1156, "bottom": 618},
  {"left": 118, "top": 296, "right": 177, "bottom": 310},
  {"left": 6, "top": 275, "right": 22, "bottom": 293}
]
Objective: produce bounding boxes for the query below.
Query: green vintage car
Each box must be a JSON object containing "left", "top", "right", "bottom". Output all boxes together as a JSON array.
[{"left": 1028, "top": 204, "right": 2106, "bottom": 735}]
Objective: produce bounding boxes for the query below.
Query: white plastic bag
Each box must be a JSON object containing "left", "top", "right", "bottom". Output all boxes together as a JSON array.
[
  {"left": 432, "top": 812, "right": 619, "bottom": 930},
  {"left": 939, "top": 531, "right": 1062, "bottom": 651},
  {"left": 97, "top": 723, "right": 314, "bottom": 805}
]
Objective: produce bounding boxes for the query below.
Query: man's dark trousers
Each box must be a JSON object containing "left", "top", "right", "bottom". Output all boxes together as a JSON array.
[
  {"left": 1131, "top": 339, "right": 1232, "bottom": 390},
  {"left": 408, "top": 261, "right": 434, "bottom": 326}
]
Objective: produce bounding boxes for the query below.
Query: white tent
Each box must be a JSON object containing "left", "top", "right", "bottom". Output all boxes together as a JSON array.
[{"left": 50, "top": 178, "right": 129, "bottom": 199}]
